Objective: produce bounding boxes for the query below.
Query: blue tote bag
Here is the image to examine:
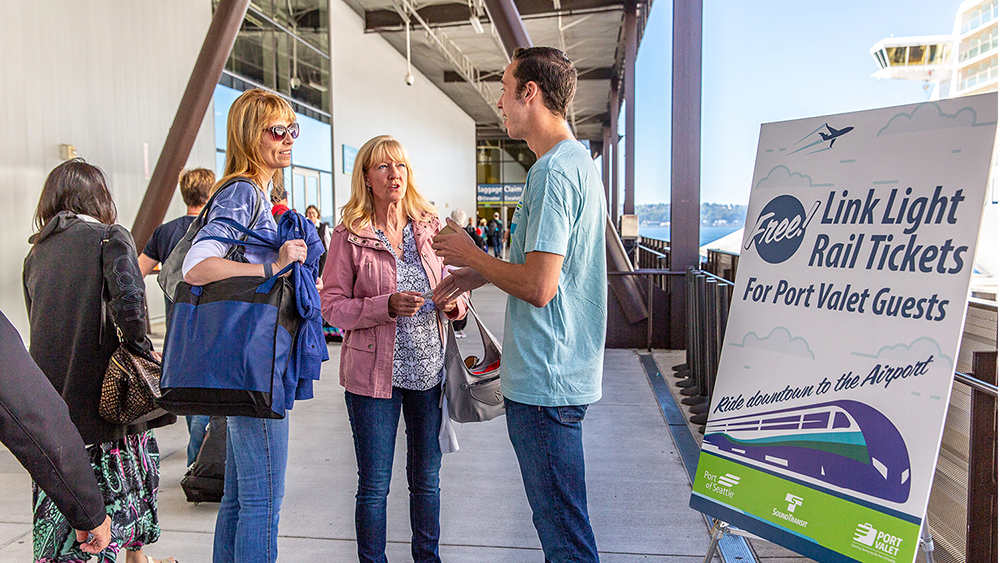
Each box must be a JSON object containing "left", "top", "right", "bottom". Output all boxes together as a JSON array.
[{"left": 159, "top": 220, "right": 299, "bottom": 419}]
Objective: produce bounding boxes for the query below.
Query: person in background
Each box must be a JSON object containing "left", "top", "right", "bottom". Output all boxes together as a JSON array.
[
  {"left": 477, "top": 218, "right": 489, "bottom": 252},
  {"left": 463, "top": 214, "right": 485, "bottom": 253},
  {"left": 24, "top": 158, "right": 177, "bottom": 563},
  {"left": 182, "top": 88, "right": 309, "bottom": 563},
  {"left": 0, "top": 310, "right": 112, "bottom": 556},
  {"left": 448, "top": 209, "right": 471, "bottom": 338},
  {"left": 320, "top": 135, "right": 466, "bottom": 563},
  {"left": 487, "top": 211, "right": 505, "bottom": 258},
  {"left": 433, "top": 47, "right": 606, "bottom": 563},
  {"left": 138, "top": 167, "right": 215, "bottom": 467},
  {"left": 270, "top": 183, "right": 290, "bottom": 219},
  {"left": 305, "top": 204, "right": 330, "bottom": 273}
]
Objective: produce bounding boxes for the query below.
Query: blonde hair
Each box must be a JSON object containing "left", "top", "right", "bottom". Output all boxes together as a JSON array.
[
  {"left": 215, "top": 89, "right": 296, "bottom": 194},
  {"left": 340, "top": 135, "right": 437, "bottom": 234}
]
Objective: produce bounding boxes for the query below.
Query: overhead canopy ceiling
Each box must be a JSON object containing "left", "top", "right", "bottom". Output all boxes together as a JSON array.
[{"left": 340, "top": 0, "right": 640, "bottom": 142}]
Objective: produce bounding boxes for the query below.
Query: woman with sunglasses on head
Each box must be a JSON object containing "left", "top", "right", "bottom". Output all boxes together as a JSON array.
[
  {"left": 181, "top": 88, "right": 308, "bottom": 563},
  {"left": 23, "top": 158, "right": 177, "bottom": 563},
  {"left": 320, "top": 135, "right": 466, "bottom": 563}
]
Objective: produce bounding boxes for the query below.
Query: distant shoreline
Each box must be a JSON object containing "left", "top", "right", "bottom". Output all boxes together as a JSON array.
[{"left": 638, "top": 225, "right": 742, "bottom": 246}]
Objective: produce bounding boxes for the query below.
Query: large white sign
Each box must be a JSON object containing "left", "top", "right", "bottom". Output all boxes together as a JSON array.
[{"left": 690, "top": 93, "right": 997, "bottom": 563}]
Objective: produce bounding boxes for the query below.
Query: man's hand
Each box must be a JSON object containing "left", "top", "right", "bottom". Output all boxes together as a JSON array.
[
  {"left": 432, "top": 218, "right": 479, "bottom": 267},
  {"left": 388, "top": 291, "right": 425, "bottom": 318},
  {"left": 76, "top": 515, "right": 111, "bottom": 554},
  {"left": 433, "top": 268, "right": 488, "bottom": 305}
]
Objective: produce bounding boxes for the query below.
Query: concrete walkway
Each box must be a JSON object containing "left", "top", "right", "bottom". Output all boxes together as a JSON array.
[{"left": 0, "top": 285, "right": 719, "bottom": 562}]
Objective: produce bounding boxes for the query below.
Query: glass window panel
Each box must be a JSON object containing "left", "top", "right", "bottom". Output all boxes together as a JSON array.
[
  {"left": 927, "top": 45, "right": 940, "bottom": 65},
  {"left": 293, "top": 172, "right": 305, "bottom": 210},
  {"left": 907, "top": 45, "right": 926, "bottom": 65},
  {"left": 886, "top": 46, "right": 906, "bottom": 66},
  {"left": 306, "top": 175, "right": 318, "bottom": 208},
  {"left": 320, "top": 172, "right": 334, "bottom": 226}
]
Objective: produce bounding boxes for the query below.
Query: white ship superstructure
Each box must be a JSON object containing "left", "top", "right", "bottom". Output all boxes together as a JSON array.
[{"left": 870, "top": 0, "right": 998, "bottom": 295}]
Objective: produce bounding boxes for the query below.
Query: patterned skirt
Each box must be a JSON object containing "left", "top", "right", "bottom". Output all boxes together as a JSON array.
[{"left": 32, "top": 430, "right": 162, "bottom": 563}]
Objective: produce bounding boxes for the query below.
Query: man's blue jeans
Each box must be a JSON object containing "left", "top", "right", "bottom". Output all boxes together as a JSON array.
[
  {"left": 186, "top": 415, "right": 211, "bottom": 466},
  {"left": 213, "top": 415, "right": 289, "bottom": 563},
  {"left": 505, "top": 398, "right": 599, "bottom": 563},
  {"left": 345, "top": 387, "right": 443, "bottom": 563}
]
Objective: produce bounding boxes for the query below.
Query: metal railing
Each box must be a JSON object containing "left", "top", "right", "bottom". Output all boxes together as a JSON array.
[
  {"left": 608, "top": 269, "right": 685, "bottom": 350},
  {"left": 670, "top": 268, "right": 734, "bottom": 429},
  {"left": 705, "top": 249, "right": 739, "bottom": 284}
]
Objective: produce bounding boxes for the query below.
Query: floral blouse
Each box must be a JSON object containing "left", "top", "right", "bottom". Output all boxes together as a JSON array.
[{"left": 374, "top": 221, "right": 445, "bottom": 391}]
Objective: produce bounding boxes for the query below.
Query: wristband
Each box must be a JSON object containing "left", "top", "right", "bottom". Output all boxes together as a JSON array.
[{"left": 264, "top": 262, "right": 273, "bottom": 278}]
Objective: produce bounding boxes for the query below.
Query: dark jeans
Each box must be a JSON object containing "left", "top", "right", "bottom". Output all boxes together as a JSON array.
[
  {"left": 186, "top": 414, "right": 211, "bottom": 466},
  {"left": 345, "top": 387, "right": 443, "bottom": 563},
  {"left": 505, "top": 398, "right": 599, "bottom": 563},
  {"left": 491, "top": 237, "right": 503, "bottom": 258}
]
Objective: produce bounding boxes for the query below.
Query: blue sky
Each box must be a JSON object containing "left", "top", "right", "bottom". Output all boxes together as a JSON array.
[{"left": 631, "top": 0, "right": 963, "bottom": 205}]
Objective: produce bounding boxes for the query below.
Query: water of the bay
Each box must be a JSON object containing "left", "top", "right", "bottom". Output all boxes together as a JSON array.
[{"left": 638, "top": 225, "right": 741, "bottom": 246}]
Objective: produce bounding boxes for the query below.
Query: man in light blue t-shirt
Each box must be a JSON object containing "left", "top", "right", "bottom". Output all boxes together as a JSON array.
[{"left": 433, "top": 46, "right": 607, "bottom": 563}]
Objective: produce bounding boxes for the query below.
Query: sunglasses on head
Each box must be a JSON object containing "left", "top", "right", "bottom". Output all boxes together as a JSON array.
[{"left": 265, "top": 123, "right": 300, "bottom": 141}]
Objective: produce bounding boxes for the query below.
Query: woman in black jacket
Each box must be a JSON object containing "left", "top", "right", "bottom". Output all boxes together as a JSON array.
[{"left": 23, "top": 159, "right": 177, "bottom": 563}]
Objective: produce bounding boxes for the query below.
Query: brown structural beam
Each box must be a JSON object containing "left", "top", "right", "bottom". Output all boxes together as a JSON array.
[
  {"left": 622, "top": 0, "right": 637, "bottom": 216},
  {"left": 484, "top": 0, "right": 533, "bottom": 55},
  {"left": 131, "top": 0, "right": 251, "bottom": 252},
  {"left": 443, "top": 67, "right": 612, "bottom": 82},
  {"left": 668, "top": 0, "right": 702, "bottom": 347},
  {"left": 967, "top": 351, "right": 998, "bottom": 563},
  {"left": 365, "top": 0, "right": 622, "bottom": 32}
]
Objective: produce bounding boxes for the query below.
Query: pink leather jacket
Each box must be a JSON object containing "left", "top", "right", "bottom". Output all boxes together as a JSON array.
[{"left": 320, "top": 216, "right": 466, "bottom": 399}]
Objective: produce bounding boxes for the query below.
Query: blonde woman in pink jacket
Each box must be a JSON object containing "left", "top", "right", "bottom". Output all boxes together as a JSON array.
[{"left": 320, "top": 135, "right": 466, "bottom": 563}]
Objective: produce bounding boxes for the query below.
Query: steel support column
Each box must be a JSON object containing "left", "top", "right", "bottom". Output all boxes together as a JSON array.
[
  {"left": 610, "top": 83, "right": 620, "bottom": 226},
  {"left": 131, "top": 0, "right": 251, "bottom": 251},
  {"left": 669, "top": 0, "right": 702, "bottom": 347},
  {"left": 483, "top": 0, "right": 532, "bottom": 55},
  {"left": 623, "top": 0, "right": 637, "bottom": 217},
  {"left": 602, "top": 124, "right": 612, "bottom": 204}
]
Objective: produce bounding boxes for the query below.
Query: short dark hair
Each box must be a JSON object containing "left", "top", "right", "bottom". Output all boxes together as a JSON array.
[
  {"left": 511, "top": 47, "right": 577, "bottom": 119},
  {"left": 179, "top": 168, "right": 215, "bottom": 207},
  {"left": 34, "top": 158, "right": 117, "bottom": 230}
]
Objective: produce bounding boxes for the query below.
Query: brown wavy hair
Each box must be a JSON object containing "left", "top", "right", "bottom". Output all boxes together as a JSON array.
[{"left": 33, "top": 158, "right": 117, "bottom": 230}]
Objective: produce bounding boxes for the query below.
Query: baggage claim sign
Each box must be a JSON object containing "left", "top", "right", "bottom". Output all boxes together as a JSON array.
[{"left": 690, "top": 93, "right": 997, "bottom": 563}]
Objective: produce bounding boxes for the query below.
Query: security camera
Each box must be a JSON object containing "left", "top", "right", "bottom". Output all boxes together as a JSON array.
[
  {"left": 405, "top": 72, "right": 414, "bottom": 86},
  {"left": 290, "top": 76, "right": 302, "bottom": 90}
]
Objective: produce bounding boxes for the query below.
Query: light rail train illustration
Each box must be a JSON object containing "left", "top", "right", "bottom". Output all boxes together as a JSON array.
[{"left": 704, "top": 400, "right": 910, "bottom": 502}]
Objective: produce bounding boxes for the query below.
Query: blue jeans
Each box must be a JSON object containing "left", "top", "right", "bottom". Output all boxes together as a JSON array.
[
  {"left": 186, "top": 415, "right": 211, "bottom": 466},
  {"left": 345, "top": 387, "right": 443, "bottom": 563},
  {"left": 505, "top": 398, "right": 599, "bottom": 563},
  {"left": 213, "top": 415, "right": 290, "bottom": 563}
]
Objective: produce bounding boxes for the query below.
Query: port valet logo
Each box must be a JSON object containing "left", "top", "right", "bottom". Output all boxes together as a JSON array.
[{"left": 689, "top": 93, "right": 997, "bottom": 563}]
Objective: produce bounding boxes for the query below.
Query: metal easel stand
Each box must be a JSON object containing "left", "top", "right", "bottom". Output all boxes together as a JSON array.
[
  {"left": 702, "top": 519, "right": 763, "bottom": 563},
  {"left": 919, "top": 519, "right": 936, "bottom": 563}
]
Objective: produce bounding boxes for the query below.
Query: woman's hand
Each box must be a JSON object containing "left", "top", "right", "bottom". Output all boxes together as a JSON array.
[
  {"left": 274, "top": 239, "right": 308, "bottom": 275},
  {"left": 388, "top": 291, "right": 425, "bottom": 318}
]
